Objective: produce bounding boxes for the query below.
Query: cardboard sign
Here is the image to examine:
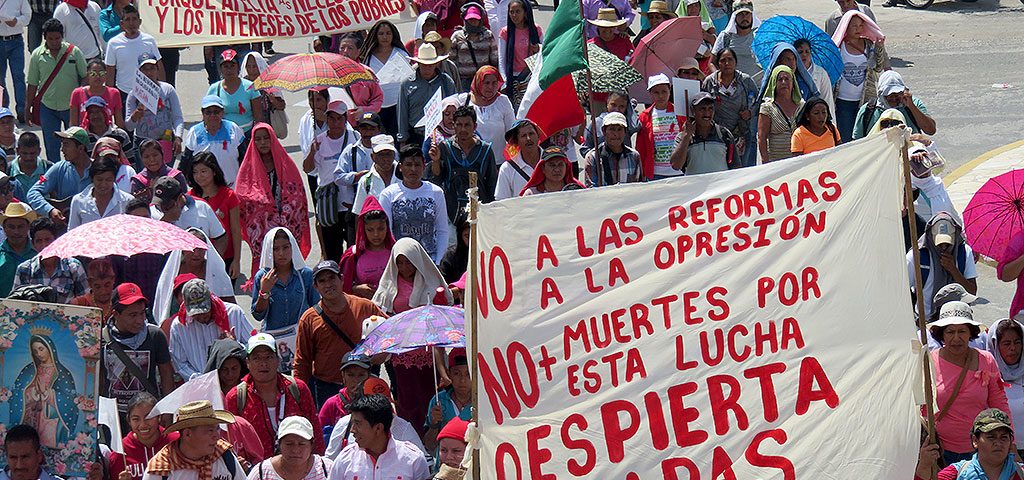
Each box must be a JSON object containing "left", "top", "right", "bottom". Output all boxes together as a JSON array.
[
  {"left": 0, "top": 300, "right": 101, "bottom": 478},
  {"left": 472, "top": 130, "right": 920, "bottom": 479},
  {"left": 138, "top": 0, "right": 415, "bottom": 47},
  {"left": 672, "top": 77, "right": 702, "bottom": 118},
  {"left": 415, "top": 86, "right": 444, "bottom": 134},
  {"left": 131, "top": 69, "right": 161, "bottom": 114}
]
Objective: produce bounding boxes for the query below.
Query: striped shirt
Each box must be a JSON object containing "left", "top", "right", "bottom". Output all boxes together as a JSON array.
[
  {"left": 168, "top": 303, "right": 253, "bottom": 380},
  {"left": 13, "top": 255, "right": 87, "bottom": 303}
]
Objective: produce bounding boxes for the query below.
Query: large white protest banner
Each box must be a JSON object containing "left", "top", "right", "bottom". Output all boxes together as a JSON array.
[
  {"left": 138, "top": 0, "right": 415, "bottom": 47},
  {"left": 472, "top": 129, "right": 921, "bottom": 479}
]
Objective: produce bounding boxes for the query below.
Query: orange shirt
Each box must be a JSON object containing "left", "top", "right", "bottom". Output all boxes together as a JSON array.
[
  {"left": 791, "top": 125, "right": 838, "bottom": 155},
  {"left": 293, "top": 295, "right": 384, "bottom": 384}
]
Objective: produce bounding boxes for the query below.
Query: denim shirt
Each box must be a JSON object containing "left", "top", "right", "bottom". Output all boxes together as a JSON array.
[{"left": 251, "top": 267, "right": 319, "bottom": 332}]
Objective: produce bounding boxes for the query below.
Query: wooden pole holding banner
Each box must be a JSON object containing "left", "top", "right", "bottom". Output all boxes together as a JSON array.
[
  {"left": 901, "top": 131, "right": 938, "bottom": 480},
  {"left": 468, "top": 171, "right": 481, "bottom": 480},
  {"left": 577, "top": 0, "right": 602, "bottom": 187}
]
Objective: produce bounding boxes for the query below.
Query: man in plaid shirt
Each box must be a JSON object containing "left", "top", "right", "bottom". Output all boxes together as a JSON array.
[{"left": 12, "top": 217, "right": 86, "bottom": 303}]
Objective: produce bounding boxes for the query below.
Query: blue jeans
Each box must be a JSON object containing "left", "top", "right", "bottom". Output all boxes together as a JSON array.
[
  {"left": 40, "top": 105, "right": 69, "bottom": 163},
  {"left": 27, "top": 12, "right": 48, "bottom": 53},
  {"left": 835, "top": 99, "right": 861, "bottom": 144},
  {"left": 0, "top": 36, "right": 26, "bottom": 115}
]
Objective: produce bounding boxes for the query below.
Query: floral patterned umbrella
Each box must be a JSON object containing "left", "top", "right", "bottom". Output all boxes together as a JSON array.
[
  {"left": 352, "top": 305, "right": 465, "bottom": 356},
  {"left": 252, "top": 53, "right": 377, "bottom": 92},
  {"left": 39, "top": 214, "right": 208, "bottom": 260}
]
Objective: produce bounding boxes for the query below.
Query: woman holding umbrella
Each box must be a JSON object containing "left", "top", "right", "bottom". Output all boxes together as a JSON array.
[
  {"left": 359, "top": 21, "right": 409, "bottom": 136},
  {"left": 242, "top": 52, "right": 287, "bottom": 129}
]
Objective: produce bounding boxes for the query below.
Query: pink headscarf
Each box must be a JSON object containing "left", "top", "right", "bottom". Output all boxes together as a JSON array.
[{"left": 831, "top": 10, "right": 885, "bottom": 46}]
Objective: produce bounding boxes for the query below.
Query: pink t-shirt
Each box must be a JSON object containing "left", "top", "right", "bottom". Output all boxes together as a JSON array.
[
  {"left": 394, "top": 275, "right": 414, "bottom": 313},
  {"left": 70, "top": 86, "right": 123, "bottom": 126},
  {"left": 355, "top": 249, "right": 390, "bottom": 288},
  {"left": 499, "top": 25, "right": 543, "bottom": 75},
  {"left": 931, "top": 349, "right": 1010, "bottom": 454},
  {"left": 999, "top": 233, "right": 1024, "bottom": 318}
]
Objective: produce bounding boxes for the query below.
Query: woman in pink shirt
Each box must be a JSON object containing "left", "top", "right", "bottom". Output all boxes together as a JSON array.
[
  {"left": 929, "top": 301, "right": 1011, "bottom": 466},
  {"left": 498, "top": 0, "right": 542, "bottom": 109},
  {"left": 71, "top": 60, "right": 124, "bottom": 130}
]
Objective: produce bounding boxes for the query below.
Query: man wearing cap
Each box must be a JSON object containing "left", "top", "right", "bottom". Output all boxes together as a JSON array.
[
  {"left": 13, "top": 217, "right": 86, "bottom": 303},
  {"left": 25, "top": 126, "right": 91, "bottom": 223},
  {"left": 423, "top": 31, "right": 462, "bottom": 88},
  {"left": 101, "top": 283, "right": 174, "bottom": 426},
  {"left": 909, "top": 212, "right": 978, "bottom": 318},
  {"left": 495, "top": 119, "right": 541, "bottom": 200},
  {"left": 225, "top": 333, "right": 325, "bottom": 458},
  {"left": 669, "top": 91, "right": 737, "bottom": 175},
  {"left": 711, "top": 2, "right": 760, "bottom": 79},
  {"left": 294, "top": 260, "right": 384, "bottom": 407},
  {"left": 168, "top": 278, "right": 252, "bottom": 381},
  {"left": 26, "top": 19, "right": 87, "bottom": 164},
  {"left": 587, "top": 8, "right": 632, "bottom": 62},
  {"left": 0, "top": 202, "right": 38, "bottom": 297},
  {"left": 349, "top": 131, "right": 398, "bottom": 218},
  {"left": 104, "top": 5, "right": 162, "bottom": 105},
  {"left": 328, "top": 393, "right": 430, "bottom": 479},
  {"left": 920, "top": 408, "right": 1024, "bottom": 480},
  {"left": 324, "top": 381, "right": 427, "bottom": 460},
  {"left": 0, "top": 177, "right": 23, "bottom": 241},
  {"left": 581, "top": 112, "right": 643, "bottom": 187},
  {"left": 386, "top": 144, "right": 450, "bottom": 264},
  {"left": 143, "top": 400, "right": 246, "bottom": 480},
  {"left": 434, "top": 418, "right": 470, "bottom": 475},
  {"left": 398, "top": 44, "right": 456, "bottom": 150},
  {"left": 336, "top": 114, "right": 383, "bottom": 226},
  {"left": 3, "top": 425, "right": 62, "bottom": 480},
  {"left": 82, "top": 96, "right": 135, "bottom": 160},
  {"left": 126, "top": 53, "right": 184, "bottom": 150},
  {"left": 304, "top": 98, "right": 360, "bottom": 261},
  {"left": 53, "top": 0, "right": 103, "bottom": 63},
  {"left": 149, "top": 176, "right": 228, "bottom": 254},
  {"left": 852, "top": 70, "right": 936, "bottom": 141},
  {"left": 317, "top": 352, "right": 372, "bottom": 429},
  {"left": 180, "top": 96, "right": 246, "bottom": 186}
]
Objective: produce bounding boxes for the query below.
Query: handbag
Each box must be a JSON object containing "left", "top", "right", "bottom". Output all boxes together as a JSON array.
[
  {"left": 31, "top": 45, "right": 74, "bottom": 125},
  {"left": 314, "top": 182, "right": 340, "bottom": 227},
  {"left": 270, "top": 106, "right": 288, "bottom": 139}
]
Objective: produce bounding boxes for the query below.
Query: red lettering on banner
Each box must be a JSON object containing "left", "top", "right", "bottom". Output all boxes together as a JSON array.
[
  {"left": 598, "top": 218, "right": 623, "bottom": 253},
  {"left": 494, "top": 442, "right": 522, "bottom": 480},
  {"left": 743, "top": 362, "right": 785, "bottom": 422},
  {"left": 575, "top": 226, "right": 594, "bottom": 257},
  {"left": 661, "top": 457, "right": 700, "bottom": 480},
  {"left": 764, "top": 182, "right": 793, "bottom": 212},
  {"left": 711, "top": 446, "right": 738, "bottom": 480},
  {"left": 745, "top": 429, "right": 796, "bottom": 480},
  {"left": 477, "top": 342, "right": 539, "bottom": 424},
  {"left": 476, "top": 247, "right": 513, "bottom": 318},
  {"left": 600, "top": 400, "right": 640, "bottom": 462},
  {"left": 526, "top": 425, "right": 556, "bottom": 480},
  {"left": 796, "top": 179, "right": 820, "bottom": 208},
  {"left": 819, "top": 170, "right": 842, "bottom": 200},
  {"left": 620, "top": 212, "right": 643, "bottom": 245},
  {"left": 561, "top": 414, "right": 596, "bottom": 475},
  {"left": 644, "top": 391, "right": 669, "bottom": 450},
  {"left": 675, "top": 335, "right": 698, "bottom": 371},
  {"left": 536, "top": 235, "right": 557, "bottom": 270},
  {"left": 666, "top": 382, "right": 708, "bottom": 447},
  {"left": 795, "top": 356, "right": 840, "bottom": 414},
  {"left": 707, "top": 375, "right": 749, "bottom": 435},
  {"left": 757, "top": 267, "right": 822, "bottom": 308},
  {"left": 540, "top": 277, "right": 563, "bottom": 309}
]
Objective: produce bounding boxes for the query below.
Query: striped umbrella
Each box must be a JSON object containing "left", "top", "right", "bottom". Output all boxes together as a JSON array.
[{"left": 252, "top": 53, "right": 377, "bottom": 92}]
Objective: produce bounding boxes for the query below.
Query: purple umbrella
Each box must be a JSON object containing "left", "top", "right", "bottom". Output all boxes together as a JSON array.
[{"left": 351, "top": 305, "right": 466, "bottom": 356}]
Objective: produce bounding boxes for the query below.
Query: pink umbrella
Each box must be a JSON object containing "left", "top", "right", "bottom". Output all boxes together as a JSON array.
[
  {"left": 963, "top": 169, "right": 1024, "bottom": 263},
  {"left": 40, "top": 214, "right": 208, "bottom": 259},
  {"left": 628, "top": 16, "right": 703, "bottom": 101}
]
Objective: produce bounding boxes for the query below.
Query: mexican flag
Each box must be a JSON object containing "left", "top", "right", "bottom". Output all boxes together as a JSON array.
[{"left": 515, "top": 0, "right": 588, "bottom": 139}]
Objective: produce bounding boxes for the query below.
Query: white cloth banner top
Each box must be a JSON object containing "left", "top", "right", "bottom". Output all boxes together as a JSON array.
[
  {"left": 472, "top": 130, "right": 921, "bottom": 479},
  {"left": 138, "top": 0, "right": 415, "bottom": 47}
]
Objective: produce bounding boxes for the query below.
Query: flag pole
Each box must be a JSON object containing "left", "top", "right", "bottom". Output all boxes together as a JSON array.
[
  {"left": 902, "top": 131, "right": 937, "bottom": 480},
  {"left": 468, "top": 171, "right": 481, "bottom": 480},
  {"left": 577, "top": 0, "right": 601, "bottom": 187}
]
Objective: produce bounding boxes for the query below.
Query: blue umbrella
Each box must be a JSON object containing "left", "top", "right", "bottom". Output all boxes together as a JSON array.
[{"left": 751, "top": 15, "right": 842, "bottom": 85}]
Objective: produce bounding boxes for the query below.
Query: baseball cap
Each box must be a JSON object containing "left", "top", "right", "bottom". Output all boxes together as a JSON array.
[
  {"left": 930, "top": 218, "right": 955, "bottom": 247},
  {"left": 312, "top": 260, "right": 341, "bottom": 279},
  {"left": 464, "top": 4, "right": 483, "bottom": 20},
  {"left": 173, "top": 273, "right": 199, "bottom": 294},
  {"left": 448, "top": 348, "right": 467, "bottom": 370},
  {"left": 0, "top": 108, "right": 14, "bottom": 120},
  {"left": 182, "top": 279, "right": 212, "bottom": 316},
  {"left": 277, "top": 416, "right": 314, "bottom": 441},
  {"left": 371, "top": 134, "right": 397, "bottom": 154},
  {"left": 138, "top": 52, "right": 159, "bottom": 67},
  {"left": 933, "top": 283, "right": 978, "bottom": 306},
  {"left": 201, "top": 95, "right": 225, "bottom": 110},
  {"left": 220, "top": 49, "right": 239, "bottom": 64},
  {"left": 247, "top": 332, "right": 277, "bottom": 355},
  {"left": 437, "top": 417, "right": 470, "bottom": 443},
  {"left": 733, "top": 1, "right": 753, "bottom": 14},
  {"left": 362, "top": 377, "right": 394, "bottom": 403},
  {"left": 540, "top": 146, "right": 567, "bottom": 162},
  {"left": 602, "top": 112, "right": 628, "bottom": 129},
  {"left": 341, "top": 352, "right": 372, "bottom": 370},
  {"left": 113, "top": 283, "right": 147, "bottom": 307},
  {"left": 151, "top": 176, "right": 183, "bottom": 207},
  {"left": 690, "top": 91, "right": 715, "bottom": 106},
  {"left": 96, "top": 146, "right": 120, "bottom": 158},
  {"left": 326, "top": 99, "right": 348, "bottom": 116},
  {"left": 973, "top": 408, "right": 1012, "bottom": 434},
  {"left": 648, "top": 73, "right": 670, "bottom": 91},
  {"left": 356, "top": 112, "right": 382, "bottom": 128},
  {"left": 55, "top": 126, "right": 90, "bottom": 146}
]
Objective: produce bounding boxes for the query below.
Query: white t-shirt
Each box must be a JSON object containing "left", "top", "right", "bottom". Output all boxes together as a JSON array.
[
  {"left": 378, "top": 181, "right": 449, "bottom": 264},
  {"left": 651, "top": 108, "right": 681, "bottom": 177},
  {"left": 53, "top": 2, "right": 104, "bottom": 59},
  {"left": 151, "top": 197, "right": 227, "bottom": 240},
  {"left": 312, "top": 128, "right": 360, "bottom": 189},
  {"left": 836, "top": 42, "right": 868, "bottom": 102},
  {"left": 104, "top": 32, "right": 160, "bottom": 94},
  {"left": 182, "top": 121, "right": 246, "bottom": 186},
  {"left": 494, "top": 153, "right": 536, "bottom": 200}
]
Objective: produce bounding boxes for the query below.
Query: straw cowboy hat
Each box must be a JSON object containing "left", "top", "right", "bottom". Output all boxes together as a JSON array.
[
  {"left": 423, "top": 31, "right": 452, "bottom": 53},
  {"left": 164, "top": 400, "right": 235, "bottom": 433},
  {"left": 588, "top": 8, "right": 627, "bottom": 28},
  {"left": 645, "top": 1, "right": 677, "bottom": 18},
  {"left": 0, "top": 202, "right": 38, "bottom": 223},
  {"left": 408, "top": 43, "right": 449, "bottom": 65}
]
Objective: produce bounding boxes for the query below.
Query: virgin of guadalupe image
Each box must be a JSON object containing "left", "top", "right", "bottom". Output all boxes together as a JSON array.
[{"left": 9, "top": 333, "right": 79, "bottom": 449}]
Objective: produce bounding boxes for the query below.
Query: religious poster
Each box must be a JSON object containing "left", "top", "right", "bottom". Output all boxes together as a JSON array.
[{"left": 0, "top": 300, "right": 101, "bottom": 478}]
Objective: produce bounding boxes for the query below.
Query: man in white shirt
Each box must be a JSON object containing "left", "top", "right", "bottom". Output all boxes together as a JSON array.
[
  {"left": 336, "top": 112, "right": 381, "bottom": 216},
  {"left": 143, "top": 400, "right": 246, "bottom": 480},
  {"left": 104, "top": 5, "right": 162, "bottom": 102},
  {"left": 169, "top": 278, "right": 252, "bottom": 381},
  {"left": 352, "top": 133, "right": 400, "bottom": 214},
  {"left": 328, "top": 393, "right": 429, "bottom": 480},
  {"left": 53, "top": 0, "right": 102, "bottom": 61},
  {"left": 2, "top": 424, "right": 62, "bottom": 480},
  {"left": 150, "top": 176, "right": 228, "bottom": 253},
  {"left": 0, "top": 0, "right": 30, "bottom": 122},
  {"left": 379, "top": 145, "right": 449, "bottom": 264},
  {"left": 324, "top": 377, "right": 427, "bottom": 460},
  {"left": 495, "top": 119, "right": 541, "bottom": 200},
  {"left": 304, "top": 98, "right": 359, "bottom": 262}
]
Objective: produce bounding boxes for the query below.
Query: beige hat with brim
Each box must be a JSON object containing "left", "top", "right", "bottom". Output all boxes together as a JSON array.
[
  {"left": 409, "top": 43, "right": 449, "bottom": 65},
  {"left": 588, "top": 8, "right": 627, "bottom": 28},
  {"left": 645, "top": 0, "right": 677, "bottom": 17},
  {"left": 164, "top": 400, "right": 235, "bottom": 433},
  {"left": 0, "top": 202, "right": 38, "bottom": 223},
  {"left": 423, "top": 31, "right": 452, "bottom": 52}
]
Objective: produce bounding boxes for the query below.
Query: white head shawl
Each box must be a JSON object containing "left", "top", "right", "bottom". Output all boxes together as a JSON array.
[
  {"left": 152, "top": 228, "right": 234, "bottom": 321},
  {"left": 259, "top": 227, "right": 306, "bottom": 272},
  {"left": 241, "top": 52, "right": 283, "bottom": 99},
  {"left": 720, "top": 6, "right": 761, "bottom": 35},
  {"left": 372, "top": 237, "right": 453, "bottom": 314}
]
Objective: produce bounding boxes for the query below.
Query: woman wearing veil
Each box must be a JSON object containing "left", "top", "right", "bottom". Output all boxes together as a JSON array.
[
  {"left": 152, "top": 227, "right": 235, "bottom": 323},
  {"left": 11, "top": 334, "right": 79, "bottom": 449},
  {"left": 251, "top": 227, "right": 319, "bottom": 335}
]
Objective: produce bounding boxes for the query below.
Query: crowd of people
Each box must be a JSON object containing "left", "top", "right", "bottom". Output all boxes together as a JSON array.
[{"left": 0, "top": 0, "right": 1017, "bottom": 478}]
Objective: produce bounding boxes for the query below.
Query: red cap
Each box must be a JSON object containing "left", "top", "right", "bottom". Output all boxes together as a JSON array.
[
  {"left": 437, "top": 417, "right": 470, "bottom": 443},
  {"left": 173, "top": 273, "right": 199, "bottom": 293},
  {"left": 363, "top": 377, "right": 394, "bottom": 403},
  {"left": 220, "top": 49, "right": 238, "bottom": 63},
  {"left": 448, "top": 348, "right": 467, "bottom": 370},
  {"left": 114, "top": 283, "right": 147, "bottom": 306}
]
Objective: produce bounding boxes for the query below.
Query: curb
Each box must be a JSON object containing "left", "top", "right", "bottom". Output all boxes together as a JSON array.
[{"left": 943, "top": 139, "right": 1024, "bottom": 187}]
